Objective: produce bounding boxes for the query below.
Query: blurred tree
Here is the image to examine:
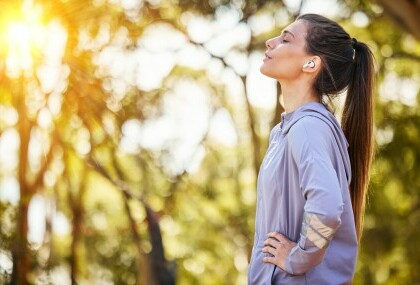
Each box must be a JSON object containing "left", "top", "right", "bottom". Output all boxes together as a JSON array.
[
  {"left": 0, "top": 0, "right": 179, "bottom": 283},
  {"left": 376, "top": 0, "right": 420, "bottom": 40}
]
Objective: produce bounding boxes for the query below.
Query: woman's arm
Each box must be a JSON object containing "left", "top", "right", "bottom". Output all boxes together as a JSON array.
[{"left": 262, "top": 117, "right": 345, "bottom": 275}]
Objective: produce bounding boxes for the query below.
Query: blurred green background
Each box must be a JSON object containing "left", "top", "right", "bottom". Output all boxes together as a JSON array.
[{"left": 0, "top": 0, "right": 419, "bottom": 284}]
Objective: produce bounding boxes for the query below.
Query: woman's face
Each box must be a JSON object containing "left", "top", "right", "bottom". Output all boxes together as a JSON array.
[{"left": 260, "top": 20, "right": 310, "bottom": 81}]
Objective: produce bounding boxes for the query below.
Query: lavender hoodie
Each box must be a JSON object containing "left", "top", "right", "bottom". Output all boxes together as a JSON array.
[{"left": 248, "top": 102, "right": 358, "bottom": 285}]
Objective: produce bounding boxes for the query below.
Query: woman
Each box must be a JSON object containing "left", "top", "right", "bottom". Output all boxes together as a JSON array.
[{"left": 248, "top": 14, "right": 375, "bottom": 284}]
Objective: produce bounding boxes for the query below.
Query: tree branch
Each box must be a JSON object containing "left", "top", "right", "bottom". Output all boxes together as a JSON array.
[{"left": 377, "top": 0, "right": 420, "bottom": 40}]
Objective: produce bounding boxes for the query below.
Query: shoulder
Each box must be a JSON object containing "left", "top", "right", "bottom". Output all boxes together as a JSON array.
[
  {"left": 287, "top": 115, "right": 335, "bottom": 161},
  {"left": 288, "top": 115, "right": 333, "bottom": 143},
  {"left": 269, "top": 123, "right": 281, "bottom": 143}
]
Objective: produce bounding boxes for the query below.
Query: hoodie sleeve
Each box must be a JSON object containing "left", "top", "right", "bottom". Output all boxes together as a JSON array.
[{"left": 284, "top": 116, "right": 344, "bottom": 275}]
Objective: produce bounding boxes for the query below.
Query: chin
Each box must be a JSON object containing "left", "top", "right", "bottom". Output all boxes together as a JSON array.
[
  {"left": 260, "top": 65, "right": 277, "bottom": 79},
  {"left": 259, "top": 64, "right": 270, "bottom": 76}
]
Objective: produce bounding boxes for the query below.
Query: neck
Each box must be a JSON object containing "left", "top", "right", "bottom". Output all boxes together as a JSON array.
[{"left": 280, "top": 80, "right": 319, "bottom": 113}]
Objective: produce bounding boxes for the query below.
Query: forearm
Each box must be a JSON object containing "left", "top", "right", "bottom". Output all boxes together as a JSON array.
[{"left": 285, "top": 211, "right": 341, "bottom": 275}]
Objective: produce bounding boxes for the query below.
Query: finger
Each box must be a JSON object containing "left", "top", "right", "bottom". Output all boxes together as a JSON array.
[
  {"left": 264, "top": 238, "right": 282, "bottom": 249},
  {"left": 268, "top": 232, "right": 285, "bottom": 241},
  {"left": 262, "top": 246, "right": 276, "bottom": 255},
  {"left": 262, "top": 256, "right": 276, "bottom": 264}
]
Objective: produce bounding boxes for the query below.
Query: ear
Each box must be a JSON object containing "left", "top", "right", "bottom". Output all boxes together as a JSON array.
[{"left": 302, "top": 56, "right": 321, "bottom": 73}]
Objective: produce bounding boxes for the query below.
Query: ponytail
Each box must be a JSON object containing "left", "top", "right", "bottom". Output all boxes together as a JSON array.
[
  {"left": 298, "top": 14, "right": 376, "bottom": 240},
  {"left": 341, "top": 41, "right": 375, "bottom": 240}
]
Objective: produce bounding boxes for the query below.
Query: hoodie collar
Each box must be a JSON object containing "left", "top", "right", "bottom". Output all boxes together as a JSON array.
[{"left": 280, "top": 102, "right": 327, "bottom": 134}]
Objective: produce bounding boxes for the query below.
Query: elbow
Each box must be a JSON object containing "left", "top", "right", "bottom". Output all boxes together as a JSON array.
[
  {"left": 306, "top": 202, "right": 344, "bottom": 231},
  {"left": 322, "top": 210, "right": 342, "bottom": 231},
  {"left": 284, "top": 212, "right": 341, "bottom": 275},
  {"left": 303, "top": 210, "right": 342, "bottom": 243},
  {"left": 285, "top": 246, "right": 325, "bottom": 275}
]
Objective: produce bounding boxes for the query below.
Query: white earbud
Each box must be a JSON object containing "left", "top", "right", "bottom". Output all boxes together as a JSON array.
[{"left": 303, "top": 60, "right": 315, "bottom": 68}]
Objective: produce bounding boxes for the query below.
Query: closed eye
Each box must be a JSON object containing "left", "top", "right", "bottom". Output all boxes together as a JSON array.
[{"left": 279, "top": 34, "right": 290, "bottom": 43}]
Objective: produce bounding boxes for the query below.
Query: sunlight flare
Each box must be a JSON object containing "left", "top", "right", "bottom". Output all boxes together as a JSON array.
[{"left": 0, "top": 1, "right": 48, "bottom": 77}]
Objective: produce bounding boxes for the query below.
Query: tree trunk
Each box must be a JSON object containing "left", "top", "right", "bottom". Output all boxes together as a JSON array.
[
  {"left": 271, "top": 82, "right": 284, "bottom": 130},
  {"left": 11, "top": 79, "right": 31, "bottom": 285},
  {"left": 145, "top": 206, "right": 175, "bottom": 285},
  {"left": 11, "top": 201, "right": 29, "bottom": 285},
  {"left": 241, "top": 76, "right": 261, "bottom": 178},
  {"left": 377, "top": 0, "right": 420, "bottom": 40},
  {"left": 122, "top": 191, "right": 156, "bottom": 285},
  {"left": 69, "top": 169, "right": 87, "bottom": 285},
  {"left": 69, "top": 196, "right": 82, "bottom": 285}
]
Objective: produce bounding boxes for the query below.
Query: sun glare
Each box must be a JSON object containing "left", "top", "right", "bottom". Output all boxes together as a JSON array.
[{"left": 0, "top": 1, "right": 47, "bottom": 77}]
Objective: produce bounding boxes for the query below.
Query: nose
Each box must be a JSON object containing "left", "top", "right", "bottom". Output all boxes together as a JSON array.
[{"left": 266, "top": 37, "right": 275, "bottom": 49}]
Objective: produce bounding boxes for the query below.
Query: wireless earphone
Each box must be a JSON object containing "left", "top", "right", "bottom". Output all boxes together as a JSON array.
[{"left": 303, "top": 60, "right": 315, "bottom": 68}]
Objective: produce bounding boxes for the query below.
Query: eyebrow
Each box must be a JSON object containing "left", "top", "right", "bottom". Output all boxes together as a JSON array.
[{"left": 283, "top": 30, "right": 295, "bottom": 38}]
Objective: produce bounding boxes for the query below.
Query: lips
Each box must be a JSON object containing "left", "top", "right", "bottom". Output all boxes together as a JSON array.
[{"left": 264, "top": 53, "right": 272, "bottom": 60}]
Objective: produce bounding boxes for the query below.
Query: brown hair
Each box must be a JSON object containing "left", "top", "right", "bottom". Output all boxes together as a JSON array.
[{"left": 297, "top": 14, "right": 375, "bottom": 240}]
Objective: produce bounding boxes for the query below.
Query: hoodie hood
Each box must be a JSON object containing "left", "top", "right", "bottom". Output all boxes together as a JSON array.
[{"left": 279, "top": 102, "right": 351, "bottom": 183}]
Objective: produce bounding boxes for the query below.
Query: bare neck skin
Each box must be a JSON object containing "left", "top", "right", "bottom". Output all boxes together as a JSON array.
[{"left": 280, "top": 77, "right": 319, "bottom": 113}]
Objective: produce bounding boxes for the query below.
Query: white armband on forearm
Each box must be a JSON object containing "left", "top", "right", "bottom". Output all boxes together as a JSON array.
[{"left": 285, "top": 211, "right": 340, "bottom": 275}]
